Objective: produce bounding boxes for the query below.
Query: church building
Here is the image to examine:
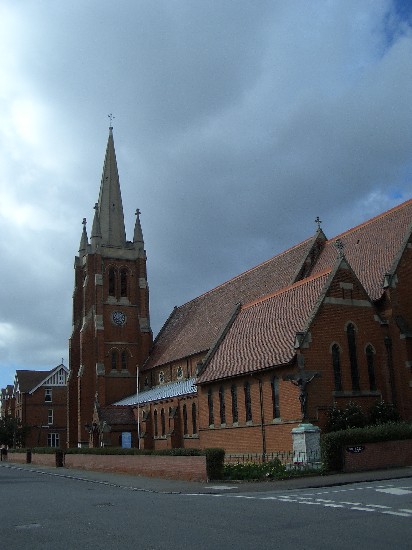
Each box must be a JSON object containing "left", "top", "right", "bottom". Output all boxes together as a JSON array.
[{"left": 68, "top": 128, "right": 412, "bottom": 453}]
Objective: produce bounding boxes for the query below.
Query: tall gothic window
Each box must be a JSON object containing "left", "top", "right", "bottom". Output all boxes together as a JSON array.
[
  {"left": 244, "top": 381, "right": 252, "bottom": 422},
  {"left": 154, "top": 409, "right": 158, "bottom": 437},
  {"left": 121, "top": 351, "right": 127, "bottom": 370},
  {"left": 192, "top": 402, "right": 197, "bottom": 434},
  {"left": 332, "top": 344, "right": 343, "bottom": 391},
  {"left": 161, "top": 408, "right": 166, "bottom": 436},
  {"left": 111, "top": 350, "right": 118, "bottom": 370},
  {"left": 120, "top": 268, "right": 128, "bottom": 297},
  {"left": 207, "top": 388, "right": 214, "bottom": 426},
  {"left": 108, "top": 268, "right": 116, "bottom": 296},
  {"left": 219, "top": 385, "right": 226, "bottom": 424},
  {"left": 231, "top": 384, "right": 238, "bottom": 423},
  {"left": 347, "top": 323, "right": 360, "bottom": 391},
  {"left": 183, "top": 404, "right": 188, "bottom": 435},
  {"left": 271, "top": 377, "right": 280, "bottom": 419},
  {"left": 366, "top": 345, "right": 376, "bottom": 391}
]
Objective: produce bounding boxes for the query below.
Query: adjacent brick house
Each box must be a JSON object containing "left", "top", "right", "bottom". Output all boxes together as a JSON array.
[
  {"left": 71, "top": 127, "right": 412, "bottom": 453},
  {"left": 11, "top": 364, "right": 69, "bottom": 448}
]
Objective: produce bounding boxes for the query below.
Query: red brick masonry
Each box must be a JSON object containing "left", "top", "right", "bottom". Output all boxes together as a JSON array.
[
  {"left": 343, "top": 439, "right": 412, "bottom": 472},
  {"left": 7, "top": 452, "right": 208, "bottom": 482}
]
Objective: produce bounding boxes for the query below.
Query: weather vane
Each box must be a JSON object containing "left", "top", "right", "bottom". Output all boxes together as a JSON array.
[{"left": 108, "top": 113, "right": 115, "bottom": 127}]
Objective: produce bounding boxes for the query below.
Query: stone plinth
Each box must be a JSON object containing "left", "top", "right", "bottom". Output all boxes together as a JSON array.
[{"left": 291, "top": 423, "right": 321, "bottom": 466}]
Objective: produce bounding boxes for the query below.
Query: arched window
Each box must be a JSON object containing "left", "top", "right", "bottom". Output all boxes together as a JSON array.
[
  {"left": 111, "top": 350, "right": 118, "bottom": 370},
  {"left": 219, "top": 385, "right": 226, "bottom": 424},
  {"left": 192, "top": 402, "right": 197, "bottom": 434},
  {"left": 366, "top": 345, "right": 376, "bottom": 391},
  {"left": 207, "top": 388, "right": 214, "bottom": 426},
  {"left": 347, "top": 323, "right": 360, "bottom": 391},
  {"left": 271, "top": 377, "right": 280, "bottom": 419},
  {"left": 121, "top": 351, "right": 127, "bottom": 370},
  {"left": 183, "top": 404, "right": 188, "bottom": 435},
  {"left": 231, "top": 384, "right": 238, "bottom": 423},
  {"left": 332, "top": 344, "right": 342, "bottom": 391},
  {"left": 161, "top": 408, "right": 166, "bottom": 436},
  {"left": 120, "top": 268, "right": 128, "bottom": 297},
  {"left": 244, "top": 381, "right": 252, "bottom": 422},
  {"left": 153, "top": 409, "right": 158, "bottom": 437},
  {"left": 159, "top": 371, "right": 165, "bottom": 384},
  {"left": 177, "top": 366, "right": 183, "bottom": 379},
  {"left": 108, "top": 268, "right": 116, "bottom": 297}
]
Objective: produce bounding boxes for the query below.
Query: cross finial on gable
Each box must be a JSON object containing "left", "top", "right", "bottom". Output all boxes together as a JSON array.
[
  {"left": 82, "top": 218, "right": 87, "bottom": 227},
  {"left": 315, "top": 216, "right": 322, "bottom": 230}
]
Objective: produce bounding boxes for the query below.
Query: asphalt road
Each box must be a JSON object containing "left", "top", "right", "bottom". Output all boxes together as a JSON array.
[{"left": 1, "top": 463, "right": 411, "bottom": 549}]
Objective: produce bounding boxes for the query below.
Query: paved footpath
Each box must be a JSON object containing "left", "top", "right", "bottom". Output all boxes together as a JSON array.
[{"left": 2, "top": 460, "right": 412, "bottom": 495}]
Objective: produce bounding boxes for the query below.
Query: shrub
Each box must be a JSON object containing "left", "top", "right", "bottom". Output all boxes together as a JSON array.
[
  {"left": 368, "top": 400, "right": 400, "bottom": 425},
  {"left": 205, "top": 448, "right": 225, "bottom": 480}
]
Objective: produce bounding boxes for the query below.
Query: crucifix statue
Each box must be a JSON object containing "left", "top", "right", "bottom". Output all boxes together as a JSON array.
[{"left": 283, "top": 355, "right": 320, "bottom": 421}]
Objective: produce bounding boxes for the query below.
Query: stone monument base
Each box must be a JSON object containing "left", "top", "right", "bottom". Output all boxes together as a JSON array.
[{"left": 291, "top": 423, "right": 321, "bottom": 468}]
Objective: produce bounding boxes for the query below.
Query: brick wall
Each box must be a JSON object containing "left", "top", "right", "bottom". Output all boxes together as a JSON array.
[{"left": 343, "top": 439, "right": 412, "bottom": 472}]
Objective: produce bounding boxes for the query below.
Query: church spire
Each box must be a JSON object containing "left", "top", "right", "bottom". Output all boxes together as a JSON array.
[
  {"left": 96, "top": 126, "right": 126, "bottom": 247},
  {"left": 91, "top": 203, "right": 102, "bottom": 252}
]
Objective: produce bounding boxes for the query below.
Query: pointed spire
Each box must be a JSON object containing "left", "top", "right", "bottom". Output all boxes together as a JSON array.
[
  {"left": 133, "top": 208, "right": 144, "bottom": 249},
  {"left": 96, "top": 126, "right": 126, "bottom": 247},
  {"left": 91, "top": 203, "right": 102, "bottom": 252},
  {"left": 79, "top": 218, "right": 89, "bottom": 255}
]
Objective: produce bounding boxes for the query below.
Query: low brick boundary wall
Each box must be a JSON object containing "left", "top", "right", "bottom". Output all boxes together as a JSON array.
[
  {"left": 7, "top": 452, "right": 208, "bottom": 482},
  {"left": 343, "top": 439, "right": 412, "bottom": 472}
]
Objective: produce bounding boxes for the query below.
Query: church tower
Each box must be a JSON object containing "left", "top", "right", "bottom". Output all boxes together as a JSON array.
[{"left": 67, "top": 126, "right": 152, "bottom": 447}]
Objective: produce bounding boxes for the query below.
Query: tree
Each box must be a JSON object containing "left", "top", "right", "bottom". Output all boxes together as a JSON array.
[{"left": 0, "top": 415, "right": 30, "bottom": 447}]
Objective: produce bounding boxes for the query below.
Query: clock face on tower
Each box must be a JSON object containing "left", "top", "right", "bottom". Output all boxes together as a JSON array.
[{"left": 112, "top": 311, "right": 126, "bottom": 326}]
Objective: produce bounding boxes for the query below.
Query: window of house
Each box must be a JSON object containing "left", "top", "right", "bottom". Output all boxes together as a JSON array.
[
  {"left": 177, "top": 366, "right": 183, "bottom": 379},
  {"left": 347, "top": 323, "right": 360, "bottom": 390},
  {"left": 271, "top": 377, "right": 280, "bottom": 419},
  {"left": 154, "top": 409, "right": 158, "bottom": 437},
  {"left": 244, "top": 381, "right": 252, "bottom": 422},
  {"left": 120, "top": 269, "right": 128, "bottom": 297},
  {"left": 366, "top": 345, "right": 377, "bottom": 391},
  {"left": 183, "top": 404, "right": 188, "bottom": 435},
  {"left": 161, "top": 408, "right": 166, "bottom": 436},
  {"left": 231, "top": 384, "right": 238, "bottom": 423},
  {"left": 121, "top": 351, "right": 127, "bottom": 370},
  {"left": 332, "top": 344, "right": 343, "bottom": 391},
  {"left": 159, "top": 371, "right": 165, "bottom": 384},
  {"left": 108, "top": 268, "right": 116, "bottom": 296},
  {"left": 48, "top": 409, "right": 53, "bottom": 425},
  {"left": 45, "top": 388, "right": 52, "bottom": 402},
  {"left": 192, "top": 402, "right": 197, "bottom": 434},
  {"left": 47, "top": 433, "right": 60, "bottom": 448},
  {"left": 219, "top": 385, "right": 226, "bottom": 424},
  {"left": 111, "top": 350, "right": 118, "bottom": 370},
  {"left": 207, "top": 388, "right": 214, "bottom": 426}
]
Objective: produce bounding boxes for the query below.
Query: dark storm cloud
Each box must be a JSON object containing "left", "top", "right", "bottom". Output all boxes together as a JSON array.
[{"left": 1, "top": 0, "right": 412, "bottom": 388}]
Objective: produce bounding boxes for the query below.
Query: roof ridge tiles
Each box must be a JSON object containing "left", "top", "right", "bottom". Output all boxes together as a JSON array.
[{"left": 242, "top": 267, "right": 332, "bottom": 310}]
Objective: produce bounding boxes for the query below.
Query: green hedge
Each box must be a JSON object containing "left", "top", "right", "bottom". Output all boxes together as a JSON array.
[{"left": 321, "top": 422, "right": 412, "bottom": 471}]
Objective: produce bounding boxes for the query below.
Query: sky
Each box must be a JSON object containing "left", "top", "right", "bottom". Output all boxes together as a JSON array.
[{"left": 1, "top": 0, "right": 412, "bottom": 390}]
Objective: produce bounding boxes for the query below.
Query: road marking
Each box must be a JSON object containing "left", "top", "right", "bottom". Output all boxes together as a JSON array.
[
  {"left": 376, "top": 488, "right": 412, "bottom": 495},
  {"left": 382, "top": 511, "right": 412, "bottom": 517}
]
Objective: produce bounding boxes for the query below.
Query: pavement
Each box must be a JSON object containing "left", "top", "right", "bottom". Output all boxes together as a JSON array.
[{"left": 2, "top": 459, "right": 412, "bottom": 494}]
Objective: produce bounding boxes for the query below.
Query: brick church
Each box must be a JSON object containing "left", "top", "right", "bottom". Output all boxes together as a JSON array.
[{"left": 67, "top": 127, "right": 412, "bottom": 453}]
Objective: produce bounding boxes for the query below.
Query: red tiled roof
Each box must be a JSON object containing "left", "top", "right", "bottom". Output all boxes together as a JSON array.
[
  {"left": 143, "top": 237, "right": 316, "bottom": 370},
  {"left": 15, "top": 370, "right": 52, "bottom": 393},
  {"left": 197, "top": 270, "right": 331, "bottom": 383},
  {"left": 311, "top": 199, "right": 412, "bottom": 300}
]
